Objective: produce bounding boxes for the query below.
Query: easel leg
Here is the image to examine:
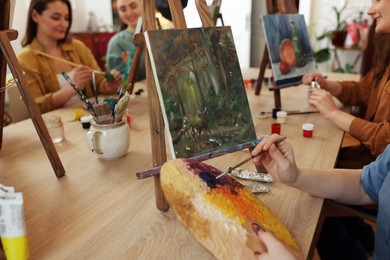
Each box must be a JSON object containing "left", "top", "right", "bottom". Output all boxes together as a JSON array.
[
  {"left": 0, "top": 52, "right": 5, "bottom": 148},
  {"left": 154, "top": 175, "right": 169, "bottom": 212},
  {"left": 142, "top": 1, "right": 169, "bottom": 210},
  {"left": 0, "top": 0, "right": 10, "bottom": 149},
  {"left": 125, "top": 45, "right": 143, "bottom": 95},
  {"left": 273, "top": 89, "right": 281, "bottom": 109},
  {"left": 255, "top": 47, "right": 269, "bottom": 95},
  {"left": 0, "top": 30, "right": 65, "bottom": 178},
  {"left": 249, "top": 147, "right": 268, "bottom": 173}
]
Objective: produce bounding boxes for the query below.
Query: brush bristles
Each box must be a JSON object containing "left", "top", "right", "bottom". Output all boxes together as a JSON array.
[
  {"left": 93, "top": 102, "right": 114, "bottom": 124},
  {"left": 114, "top": 92, "right": 130, "bottom": 122}
]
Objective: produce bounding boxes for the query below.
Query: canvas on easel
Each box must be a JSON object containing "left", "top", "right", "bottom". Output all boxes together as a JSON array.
[
  {"left": 137, "top": 0, "right": 266, "bottom": 212},
  {"left": 254, "top": 0, "right": 298, "bottom": 106},
  {"left": 144, "top": 26, "right": 257, "bottom": 159},
  {"left": 261, "top": 14, "right": 315, "bottom": 87}
]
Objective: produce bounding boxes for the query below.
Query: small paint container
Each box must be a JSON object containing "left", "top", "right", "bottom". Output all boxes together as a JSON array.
[
  {"left": 258, "top": 111, "right": 268, "bottom": 119},
  {"left": 271, "top": 123, "right": 281, "bottom": 134},
  {"left": 126, "top": 114, "right": 131, "bottom": 127},
  {"left": 80, "top": 116, "right": 91, "bottom": 129},
  {"left": 302, "top": 123, "right": 314, "bottom": 138},
  {"left": 272, "top": 108, "right": 281, "bottom": 119},
  {"left": 276, "top": 111, "right": 287, "bottom": 124}
]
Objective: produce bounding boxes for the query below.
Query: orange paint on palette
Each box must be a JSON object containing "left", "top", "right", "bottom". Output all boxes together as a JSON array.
[
  {"left": 209, "top": 185, "right": 267, "bottom": 225},
  {"left": 211, "top": 184, "right": 298, "bottom": 249}
]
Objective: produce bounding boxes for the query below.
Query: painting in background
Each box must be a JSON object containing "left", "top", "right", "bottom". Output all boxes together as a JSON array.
[
  {"left": 144, "top": 27, "right": 257, "bottom": 159},
  {"left": 262, "top": 14, "right": 315, "bottom": 87}
]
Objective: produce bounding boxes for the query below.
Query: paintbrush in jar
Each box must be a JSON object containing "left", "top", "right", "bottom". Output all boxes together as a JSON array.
[
  {"left": 92, "top": 71, "right": 99, "bottom": 105},
  {"left": 93, "top": 102, "right": 114, "bottom": 124},
  {"left": 114, "top": 91, "right": 130, "bottom": 122},
  {"left": 62, "top": 72, "right": 96, "bottom": 117},
  {"left": 215, "top": 136, "right": 287, "bottom": 179}
]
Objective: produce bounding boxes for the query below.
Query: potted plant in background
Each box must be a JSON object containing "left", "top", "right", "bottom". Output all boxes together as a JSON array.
[
  {"left": 313, "top": 4, "right": 348, "bottom": 66},
  {"left": 329, "top": 5, "right": 348, "bottom": 47},
  {"left": 316, "top": 4, "right": 347, "bottom": 48}
]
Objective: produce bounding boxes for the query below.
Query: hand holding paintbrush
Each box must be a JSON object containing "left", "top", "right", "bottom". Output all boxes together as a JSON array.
[
  {"left": 215, "top": 136, "right": 287, "bottom": 179},
  {"left": 39, "top": 51, "right": 114, "bottom": 80}
]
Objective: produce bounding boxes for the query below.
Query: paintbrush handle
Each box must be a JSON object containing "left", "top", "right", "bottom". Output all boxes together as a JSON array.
[
  {"left": 215, "top": 136, "right": 287, "bottom": 179},
  {"left": 228, "top": 157, "right": 252, "bottom": 173},
  {"left": 62, "top": 72, "right": 96, "bottom": 116},
  {"left": 92, "top": 71, "right": 98, "bottom": 104},
  {"left": 35, "top": 50, "right": 105, "bottom": 76},
  {"left": 137, "top": 139, "right": 262, "bottom": 179},
  {"left": 287, "top": 111, "right": 318, "bottom": 115},
  {"left": 215, "top": 157, "right": 252, "bottom": 179}
]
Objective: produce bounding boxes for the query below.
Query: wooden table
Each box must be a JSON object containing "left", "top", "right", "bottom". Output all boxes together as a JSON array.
[{"left": 0, "top": 70, "right": 360, "bottom": 259}]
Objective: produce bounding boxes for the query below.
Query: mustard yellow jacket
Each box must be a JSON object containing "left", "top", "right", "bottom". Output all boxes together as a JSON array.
[{"left": 18, "top": 38, "right": 112, "bottom": 113}]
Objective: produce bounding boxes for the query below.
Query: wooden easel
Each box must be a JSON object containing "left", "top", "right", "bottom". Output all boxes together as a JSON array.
[
  {"left": 254, "top": 0, "right": 298, "bottom": 109},
  {"left": 139, "top": 0, "right": 212, "bottom": 211},
  {"left": 209, "top": 0, "right": 224, "bottom": 26},
  {"left": 125, "top": 18, "right": 162, "bottom": 95},
  {"left": 0, "top": 0, "right": 65, "bottom": 178},
  {"left": 139, "top": 0, "right": 263, "bottom": 211}
]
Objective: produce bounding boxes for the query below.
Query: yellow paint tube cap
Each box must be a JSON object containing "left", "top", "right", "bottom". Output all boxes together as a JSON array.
[{"left": 1, "top": 235, "right": 30, "bottom": 260}]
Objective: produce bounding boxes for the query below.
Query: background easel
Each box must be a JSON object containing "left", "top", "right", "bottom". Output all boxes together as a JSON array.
[
  {"left": 254, "top": 0, "right": 298, "bottom": 109},
  {"left": 0, "top": 0, "right": 65, "bottom": 178},
  {"left": 209, "top": 0, "right": 224, "bottom": 26},
  {"left": 140, "top": 0, "right": 262, "bottom": 211}
]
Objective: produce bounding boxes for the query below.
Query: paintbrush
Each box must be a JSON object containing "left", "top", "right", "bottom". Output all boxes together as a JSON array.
[
  {"left": 215, "top": 136, "right": 287, "bottom": 179},
  {"left": 93, "top": 102, "right": 114, "bottom": 124},
  {"left": 114, "top": 91, "right": 130, "bottom": 122},
  {"left": 62, "top": 72, "right": 96, "bottom": 118},
  {"left": 38, "top": 51, "right": 111, "bottom": 78},
  {"left": 92, "top": 71, "right": 98, "bottom": 104},
  {"left": 287, "top": 110, "right": 318, "bottom": 115}
]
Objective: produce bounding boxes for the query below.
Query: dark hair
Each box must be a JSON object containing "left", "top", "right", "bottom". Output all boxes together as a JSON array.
[
  {"left": 373, "top": 32, "right": 390, "bottom": 83},
  {"left": 119, "top": 20, "right": 127, "bottom": 31},
  {"left": 21, "top": 0, "right": 72, "bottom": 47}
]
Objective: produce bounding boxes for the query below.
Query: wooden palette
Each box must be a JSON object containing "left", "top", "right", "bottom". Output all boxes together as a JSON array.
[{"left": 160, "top": 158, "right": 299, "bottom": 259}]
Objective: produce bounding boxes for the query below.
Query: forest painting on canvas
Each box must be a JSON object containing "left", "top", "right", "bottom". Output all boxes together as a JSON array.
[{"left": 145, "top": 27, "right": 257, "bottom": 159}]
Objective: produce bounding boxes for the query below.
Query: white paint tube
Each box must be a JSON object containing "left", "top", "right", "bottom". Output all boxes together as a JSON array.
[{"left": 0, "top": 186, "right": 29, "bottom": 260}]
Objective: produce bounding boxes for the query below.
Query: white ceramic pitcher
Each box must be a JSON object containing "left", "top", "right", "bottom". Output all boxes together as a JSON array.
[{"left": 86, "top": 120, "right": 130, "bottom": 160}]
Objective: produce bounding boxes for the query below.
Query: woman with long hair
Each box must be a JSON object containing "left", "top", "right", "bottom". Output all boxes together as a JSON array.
[
  {"left": 106, "top": 0, "right": 146, "bottom": 81},
  {"left": 18, "top": 0, "right": 122, "bottom": 113}
]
